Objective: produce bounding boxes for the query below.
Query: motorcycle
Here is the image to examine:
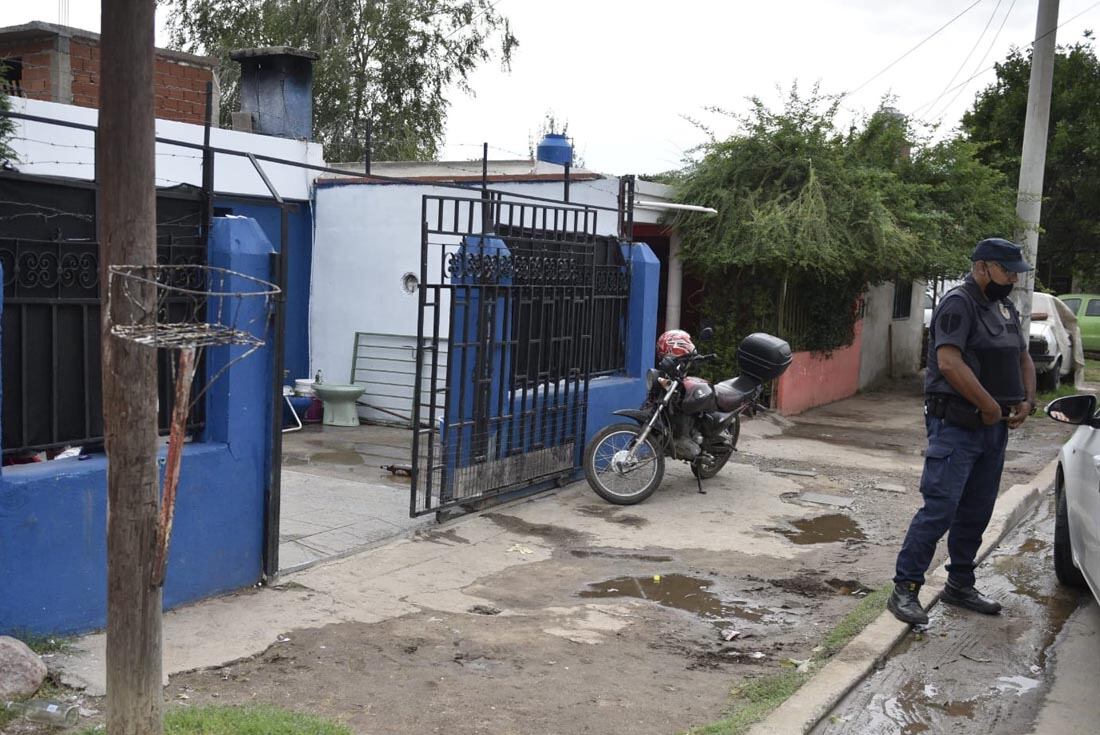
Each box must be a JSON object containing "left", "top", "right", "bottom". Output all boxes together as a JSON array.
[{"left": 583, "top": 329, "right": 792, "bottom": 505}]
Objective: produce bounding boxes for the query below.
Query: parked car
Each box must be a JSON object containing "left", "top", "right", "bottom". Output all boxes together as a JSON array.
[
  {"left": 1057, "top": 293, "right": 1100, "bottom": 352},
  {"left": 1045, "top": 394, "right": 1100, "bottom": 602},
  {"left": 1030, "top": 292, "right": 1078, "bottom": 392}
]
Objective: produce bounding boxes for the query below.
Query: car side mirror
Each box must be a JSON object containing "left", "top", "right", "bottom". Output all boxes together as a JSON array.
[
  {"left": 1045, "top": 394, "right": 1098, "bottom": 426},
  {"left": 698, "top": 327, "right": 714, "bottom": 342}
]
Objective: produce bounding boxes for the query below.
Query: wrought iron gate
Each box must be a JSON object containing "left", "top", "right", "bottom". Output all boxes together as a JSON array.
[{"left": 410, "top": 194, "right": 626, "bottom": 516}]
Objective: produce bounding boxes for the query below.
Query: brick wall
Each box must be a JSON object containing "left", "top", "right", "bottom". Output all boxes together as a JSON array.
[
  {"left": 1, "top": 34, "right": 214, "bottom": 125},
  {"left": 0, "top": 38, "right": 55, "bottom": 99}
]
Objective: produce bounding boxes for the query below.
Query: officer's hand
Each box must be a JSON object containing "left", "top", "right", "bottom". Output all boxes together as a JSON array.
[
  {"left": 980, "top": 402, "right": 1002, "bottom": 426},
  {"left": 1006, "top": 401, "right": 1031, "bottom": 429}
]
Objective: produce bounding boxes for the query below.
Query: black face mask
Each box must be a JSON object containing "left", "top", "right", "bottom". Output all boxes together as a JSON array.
[{"left": 984, "top": 279, "right": 1014, "bottom": 301}]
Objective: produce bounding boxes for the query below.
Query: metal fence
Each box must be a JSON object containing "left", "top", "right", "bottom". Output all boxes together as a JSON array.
[
  {"left": 411, "top": 194, "right": 619, "bottom": 516},
  {"left": 0, "top": 173, "right": 207, "bottom": 457}
]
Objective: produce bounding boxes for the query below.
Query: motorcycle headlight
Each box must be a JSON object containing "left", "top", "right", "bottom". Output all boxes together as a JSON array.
[{"left": 645, "top": 368, "right": 660, "bottom": 391}]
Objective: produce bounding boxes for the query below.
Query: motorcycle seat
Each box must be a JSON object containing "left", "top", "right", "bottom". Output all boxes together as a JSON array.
[{"left": 714, "top": 376, "right": 759, "bottom": 412}]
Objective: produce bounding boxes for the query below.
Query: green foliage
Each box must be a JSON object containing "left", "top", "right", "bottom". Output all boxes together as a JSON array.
[
  {"left": 8, "top": 629, "right": 73, "bottom": 655},
  {"left": 162, "top": 0, "right": 517, "bottom": 162},
  {"left": 672, "top": 87, "right": 1017, "bottom": 360},
  {"left": 75, "top": 705, "right": 352, "bottom": 735},
  {"left": 963, "top": 38, "right": 1100, "bottom": 289},
  {"left": 0, "top": 64, "right": 16, "bottom": 161}
]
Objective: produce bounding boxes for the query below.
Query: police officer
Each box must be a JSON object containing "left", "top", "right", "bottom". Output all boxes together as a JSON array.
[{"left": 888, "top": 238, "right": 1037, "bottom": 626}]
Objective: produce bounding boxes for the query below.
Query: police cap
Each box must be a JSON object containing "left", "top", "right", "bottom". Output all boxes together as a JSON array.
[{"left": 970, "top": 238, "right": 1032, "bottom": 272}]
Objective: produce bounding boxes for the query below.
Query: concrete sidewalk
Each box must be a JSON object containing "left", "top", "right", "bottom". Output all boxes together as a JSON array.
[{"left": 278, "top": 424, "right": 432, "bottom": 571}]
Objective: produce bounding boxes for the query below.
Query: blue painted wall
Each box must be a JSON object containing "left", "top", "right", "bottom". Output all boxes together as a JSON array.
[
  {"left": 584, "top": 242, "right": 660, "bottom": 442},
  {"left": 215, "top": 197, "right": 312, "bottom": 385},
  {"left": 0, "top": 217, "right": 275, "bottom": 636}
]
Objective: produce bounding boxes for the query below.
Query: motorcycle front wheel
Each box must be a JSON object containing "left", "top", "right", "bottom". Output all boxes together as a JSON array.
[{"left": 583, "top": 423, "right": 665, "bottom": 505}]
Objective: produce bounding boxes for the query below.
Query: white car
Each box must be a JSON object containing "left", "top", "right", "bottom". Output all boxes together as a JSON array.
[
  {"left": 1030, "top": 292, "right": 1080, "bottom": 392},
  {"left": 1047, "top": 394, "right": 1100, "bottom": 600}
]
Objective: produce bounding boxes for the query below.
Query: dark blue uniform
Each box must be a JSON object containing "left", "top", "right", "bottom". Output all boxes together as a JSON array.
[{"left": 894, "top": 275, "right": 1027, "bottom": 588}]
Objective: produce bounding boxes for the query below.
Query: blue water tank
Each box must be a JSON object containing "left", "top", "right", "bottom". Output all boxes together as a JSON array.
[{"left": 536, "top": 133, "right": 573, "bottom": 166}]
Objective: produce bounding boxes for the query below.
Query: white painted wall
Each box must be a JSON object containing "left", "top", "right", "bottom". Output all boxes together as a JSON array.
[
  {"left": 7, "top": 96, "right": 323, "bottom": 199},
  {"left": 858, "top": 280, "right": 925, "bottom": 390},
  {"left": 309, "top": 176, "right": 638, "bottom": 419}
]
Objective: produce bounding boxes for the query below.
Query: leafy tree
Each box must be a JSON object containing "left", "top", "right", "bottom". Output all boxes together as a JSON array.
[
  {"left": 0, "top": 65, "right": 16, "bottom": 161},
  {"left": 963, "top": 38, "right": 1100, "bottom": 289},
  {"left": 670, "top": 87, "right": 1017, "bottom": 360},
  {"left": 162, "top": 0, "right": 517, "bottom": 161}
]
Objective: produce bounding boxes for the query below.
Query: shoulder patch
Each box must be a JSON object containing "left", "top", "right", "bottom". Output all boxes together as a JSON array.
[{"left": 938, "top": 311, "right": 963, "bottom": 335}]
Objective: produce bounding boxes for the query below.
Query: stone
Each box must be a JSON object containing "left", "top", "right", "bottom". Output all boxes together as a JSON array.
[
  {"left": 772, "top": 468, "right": 817, "bottom": 478},
  {"left": 799, "top": 492, "right": 854, "bottom": 508},
  {"left": 0, "top": 636, "right": 47, "bottom": 700},
  {"left": 875, "top": 483, "right": 907, "bottom": 494}
]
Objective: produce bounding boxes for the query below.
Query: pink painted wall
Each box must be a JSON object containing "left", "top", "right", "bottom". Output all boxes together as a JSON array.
[{"left": 775, "top": 320, "right": 864, "bottom": 416}]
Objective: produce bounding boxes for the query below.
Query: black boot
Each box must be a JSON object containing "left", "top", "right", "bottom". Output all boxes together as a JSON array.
[
  {"left": 941, "top": 581, "right": 1002, "bottom": 615},
  {"left": 888, "top": 582, "right": 928, "bottom": 626}
]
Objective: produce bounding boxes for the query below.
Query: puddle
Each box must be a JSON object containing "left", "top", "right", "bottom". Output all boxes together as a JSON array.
[
  {"left": 485, "top": 513, "right": 589, "bottom": 545},
  {"left": 569, "top": 550, "right": 673, "bottom": 562},
  {"left": 993, "top": 675, "right": 1040, "bottom": 696},
  {"left": 575, "top": 505, "right": 649, "bottom": 528},
  {"left": 419, "top": 529, "right": 471, "bottom": 545},
  {"left": 1018, "top": 537, "right": 1048, "bottom": 553},
  {"left": 825, "top": 578, "right": 873, "bottom": 595},
  {"left": 310, "top": 451, "right": 365, "bottom": 466},
  {"left": 767, "top": 514, "right": 866, "bottom": 545},
  {"left": 579, "top": 574, "right": 772, "bottom": 624}
]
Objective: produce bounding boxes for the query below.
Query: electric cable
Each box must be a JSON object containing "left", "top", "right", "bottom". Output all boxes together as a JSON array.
[
  {"left": 845, "top": 0, "right": 985, "bottom": 99},
  {"left": 913, "top": 0, "right": 1005, "bottom": 119}
]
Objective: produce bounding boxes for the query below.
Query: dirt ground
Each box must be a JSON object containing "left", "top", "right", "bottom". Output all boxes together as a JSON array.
[{"left": 16, "top": 381, "right": 1076, "bottom": 735}]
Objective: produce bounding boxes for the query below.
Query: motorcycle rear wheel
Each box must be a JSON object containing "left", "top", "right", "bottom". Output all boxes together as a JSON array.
[{"left": 584, "top": 423, "right": 665, "bottom": 505}]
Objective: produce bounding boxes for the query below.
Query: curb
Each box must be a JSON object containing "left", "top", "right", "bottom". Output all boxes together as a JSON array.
[{"left": 747, "top": 459, "right": 1058, "bottom": 735}]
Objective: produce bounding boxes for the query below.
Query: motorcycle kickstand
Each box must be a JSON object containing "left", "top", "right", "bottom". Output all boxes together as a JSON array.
[{"left": 693, "top": 466, "right": 706, "bottom": 494}]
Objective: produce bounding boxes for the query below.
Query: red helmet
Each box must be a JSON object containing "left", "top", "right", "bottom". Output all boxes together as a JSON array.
[{"left": 657, "top": 329, "right": 695, "bottom": 359}]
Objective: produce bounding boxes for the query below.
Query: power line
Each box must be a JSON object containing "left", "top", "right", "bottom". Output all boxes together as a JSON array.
[
  {"left": 846, "top": 0, "right": 985, "bottom": 99},
  {"left": 907, "top": 0, "right": 1100, "bottom": 118},
  {"left": 929, "top": 0, "right": 1021, "bottom": 123},
  {"left": 913, "top": 0, "right": 1005, "bottom": 119}
]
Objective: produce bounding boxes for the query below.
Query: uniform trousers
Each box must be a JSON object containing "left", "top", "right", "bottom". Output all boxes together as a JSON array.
[{"left": 894, "top": 415, "right": 1008, "bottom": 588}]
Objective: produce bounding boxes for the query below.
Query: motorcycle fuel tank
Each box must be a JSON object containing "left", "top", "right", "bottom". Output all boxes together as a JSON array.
[{"left": 681, "top": 377, "right": 718, "bottom": 414}]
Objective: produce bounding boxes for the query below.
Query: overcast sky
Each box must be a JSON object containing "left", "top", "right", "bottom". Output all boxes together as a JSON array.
[{"left": 5, "top": 1, "right": 1098, "bottom": 174}]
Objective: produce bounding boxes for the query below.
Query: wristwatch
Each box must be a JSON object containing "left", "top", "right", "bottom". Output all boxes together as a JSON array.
[{"left": 1025, "top": 399, "right": 1037, "bottom": 416}]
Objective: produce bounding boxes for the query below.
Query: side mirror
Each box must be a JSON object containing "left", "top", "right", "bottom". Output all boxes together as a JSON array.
[
  {"left": 1045, "top": 394, "right": 1098, "bottom": 426},
  {"left": 698, "top": 327, "right": 715, "bottom": 342}
]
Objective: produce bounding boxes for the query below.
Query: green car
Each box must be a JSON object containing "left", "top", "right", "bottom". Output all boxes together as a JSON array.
[{"left": 1058, "top": 294, "right": 1100, "bottom": 351}]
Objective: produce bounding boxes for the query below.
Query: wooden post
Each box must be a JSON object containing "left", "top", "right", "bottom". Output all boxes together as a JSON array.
[{"left": 98, "top": 1, "right": 163, "bottom": 733}]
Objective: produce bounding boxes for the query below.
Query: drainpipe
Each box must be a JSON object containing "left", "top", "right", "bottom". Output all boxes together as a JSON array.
[{"left": 665, "top": 230, "right": 683, "bottom": 330}]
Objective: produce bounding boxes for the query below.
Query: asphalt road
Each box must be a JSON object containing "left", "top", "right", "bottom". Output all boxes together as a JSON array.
[{"left": 814, "top": 493, "right": 1100, "bottom": 735}]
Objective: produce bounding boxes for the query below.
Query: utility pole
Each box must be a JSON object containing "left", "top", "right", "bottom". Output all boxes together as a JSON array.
[
  {"left": 98, "top": 1, "right": 163, "bottom": 733},
  {"left": 1014, "top": 0, "right": 1060, "bottom": 334}
]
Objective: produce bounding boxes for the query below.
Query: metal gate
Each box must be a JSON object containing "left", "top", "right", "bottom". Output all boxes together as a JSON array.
[{"left": 410, "top": 194, "right": 624, "bottom": 516}]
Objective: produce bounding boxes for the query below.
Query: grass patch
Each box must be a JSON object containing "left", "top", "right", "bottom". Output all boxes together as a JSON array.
[
  {"left": 8, "top": 629, "right": 73, "bottom": 655},
  {"left": 686, "top": 585, "right": 892, "bottom": 735},
  {"left": 74, "top": 705, "right": 351, "bottom": 735},
  {"left": 1085, "top": 358, "right": 1100, "bottom": 384},
  {"left": 1037, "top": 382, "right": 1079, "bottom": 406}
]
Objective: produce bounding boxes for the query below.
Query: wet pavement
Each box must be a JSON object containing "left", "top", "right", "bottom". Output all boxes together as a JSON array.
[
  {"left": 813, "top": 493, "right": 1091, "bottom": 735},
  {"left": 278, "top": 423, "right": 432, "bottom": 571}
]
